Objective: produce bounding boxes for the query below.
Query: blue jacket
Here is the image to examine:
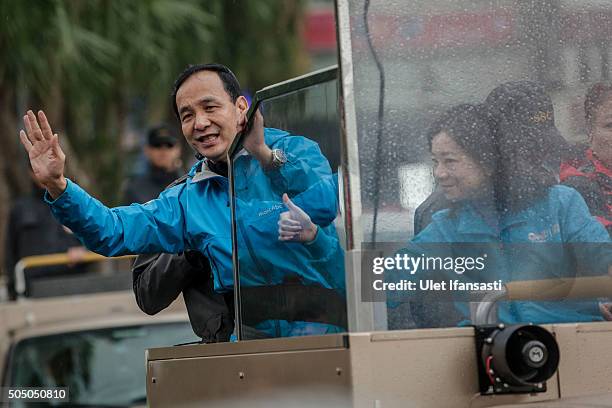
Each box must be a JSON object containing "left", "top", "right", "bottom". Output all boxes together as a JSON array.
[
  {"left": 405, "top": 185, "right": 612, "bottom": 325},
  {"left": 46, "top": 129, "right": 344, "bottom": 302}
]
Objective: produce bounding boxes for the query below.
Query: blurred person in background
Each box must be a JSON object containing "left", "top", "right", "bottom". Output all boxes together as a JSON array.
[
  {"left": 122, "top": 124, "right": 182, "bottom": 205},
  {"left": 560, "top": 82, "right": 612, "bottom": 235},
  {"left": 4, "top": 163, "right": 88, "bottom": 300}
]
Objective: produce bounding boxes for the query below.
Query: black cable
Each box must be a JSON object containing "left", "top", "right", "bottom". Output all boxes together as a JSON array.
[{"left": 364, "top": 0, "right": 386, "bottom": 243}]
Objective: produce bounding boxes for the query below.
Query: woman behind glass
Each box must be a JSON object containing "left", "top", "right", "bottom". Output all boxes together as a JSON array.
[{"left": 399, "top": 104, "right": 611, "bottom": 327}]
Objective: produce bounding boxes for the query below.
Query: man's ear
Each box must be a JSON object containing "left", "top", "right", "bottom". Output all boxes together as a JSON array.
[{"left": 236, "top": 96, "right": 249, "bottom": 130}]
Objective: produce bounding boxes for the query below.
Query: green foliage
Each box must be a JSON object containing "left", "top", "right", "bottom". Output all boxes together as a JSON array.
[
  {"left": 0, "top": 0, "right": 307, "bottom": 203},
  {"left": 210, "top": 0, "right": 307, "bottom": 92}
]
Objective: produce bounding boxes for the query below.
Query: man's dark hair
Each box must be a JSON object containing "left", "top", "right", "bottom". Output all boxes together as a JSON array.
[{"left": 171, "top": 63, "right": 242, "bottom": 119}]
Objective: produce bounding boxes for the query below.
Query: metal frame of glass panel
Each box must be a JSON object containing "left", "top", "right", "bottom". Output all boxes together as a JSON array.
[
  {"left": 334, "top": 0, "right": 385, "bottom": 333},
  {"left": 227, "top": 66, "right": 338, "bottom": 159},
  {"left": 228, "top": 66, "right": 339, "bottom": 340}
]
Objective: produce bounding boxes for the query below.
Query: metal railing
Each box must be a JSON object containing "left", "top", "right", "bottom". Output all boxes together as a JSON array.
[
  {"left": 473, "top": 275, "right": 612, "bottom": 325},
  {"left": 14, "top": 251, "right": 136, "bottom": 298}
]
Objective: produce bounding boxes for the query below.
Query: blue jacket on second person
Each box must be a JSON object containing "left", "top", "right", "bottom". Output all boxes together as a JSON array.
[{"left": 403, "top": 185, "right": 611, "bottom": 325}]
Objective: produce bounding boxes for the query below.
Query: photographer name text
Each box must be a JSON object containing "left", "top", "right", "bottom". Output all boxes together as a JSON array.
[{"left": 372, "top": 279, "right": 504, "bottom": 292}]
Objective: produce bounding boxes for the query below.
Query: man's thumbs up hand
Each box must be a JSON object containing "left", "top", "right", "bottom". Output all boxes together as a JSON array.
[{"left": 278, "top": 193, "right": 318, "bottom": 243}]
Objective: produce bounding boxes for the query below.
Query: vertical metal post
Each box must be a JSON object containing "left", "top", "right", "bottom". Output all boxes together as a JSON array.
[{"left": 228, "top": 152, "right": 243, "bottom": 341}]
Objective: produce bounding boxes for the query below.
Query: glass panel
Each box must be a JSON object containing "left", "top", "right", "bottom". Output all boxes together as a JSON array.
[
  {"left": 7, "top": 322, "right": 196, "bottom": 407},
  {"left": 340, "top": 0, "right": 612, "bottom": 330},
  {"left": 232, "top": 77, "right": 347, "bottom": 339}
]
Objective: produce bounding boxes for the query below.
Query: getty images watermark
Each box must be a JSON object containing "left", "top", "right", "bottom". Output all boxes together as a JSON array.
[
  {"left": 371, "top": 253, "right": 503, "bottom": 292},
  {"left": 360, "top": 243, "right": 506, "bottom": 302}
]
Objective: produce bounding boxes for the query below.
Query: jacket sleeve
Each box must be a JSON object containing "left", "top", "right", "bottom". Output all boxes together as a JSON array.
[
  {"left": 132, "top": 252, "right": 194, "bottom": 315},
  {"left": 561, "top": 187, "right": 612, "bottom": 276},
  {"left": 268, "top": 135, "right": 338, "bottom": 227},
  {"left": 302, "top": 224, "right": 345, "bottom": 293},
  {"left": 267, "top": 135, "right": 333, "bottom": 194},
  {"left": 291, "top": 175, "right": 338, "bottom": 227},
  {"left": 45, "top": 179, "right": 187, "bottom": 256}
]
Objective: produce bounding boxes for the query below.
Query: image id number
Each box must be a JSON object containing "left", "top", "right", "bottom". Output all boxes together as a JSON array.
[{"left": 3, "top": 387, "right": 68, "bottom": 402}]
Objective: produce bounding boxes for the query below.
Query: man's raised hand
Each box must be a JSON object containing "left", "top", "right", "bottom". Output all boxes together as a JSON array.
[
  {"left": 278, "top": 193, "right": 318, "bottom": 243},
  {"left": 240, "top": 110, "right": 273, "bottom": 167},
  {"left": 19, "top": 110, "right": 67, "bottom": 198}
]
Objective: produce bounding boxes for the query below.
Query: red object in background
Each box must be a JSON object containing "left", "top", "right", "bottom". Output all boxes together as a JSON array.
[
  {"left": 367, "top": 10, "right": 514, "bottom": 50},
  {"left": 304, "top": 8, "right": 336, "bottom": 52},
  {"left": 302, "top": 8, "right": 515, "bottom": 55},
  {"left": 415, "top": 10, "right": 514, "bottom": 48},
  {"left": 560, "top": 148, "right": 612, "bottom": 231}
]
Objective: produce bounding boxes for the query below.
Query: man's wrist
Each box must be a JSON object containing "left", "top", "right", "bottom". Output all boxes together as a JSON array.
[
  {"left": 252, "top": 145, "right": 273, "bottom": 168},
  {"left": 303, "top": 224, "right": 319, "bottom": 243},
  {"left": 45, "top": 176, "right": 68, "bottom": 199}
]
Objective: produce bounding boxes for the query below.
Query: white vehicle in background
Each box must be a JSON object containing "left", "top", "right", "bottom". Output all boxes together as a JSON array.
[{"left": 0, "top": 253, "right": 196, "bottom": 407}]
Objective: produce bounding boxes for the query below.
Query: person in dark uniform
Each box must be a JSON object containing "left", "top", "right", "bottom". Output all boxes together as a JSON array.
[
  {"left": 122, "top": 124, "right": 182, "bottom": 204},
  {"left": 4, "top": 169, "right": 88, "bottom": 300}
]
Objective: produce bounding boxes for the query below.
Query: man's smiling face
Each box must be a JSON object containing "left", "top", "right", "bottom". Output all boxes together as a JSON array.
[{"left": 176, "top": 70, "right": 248, "bottom": 163}]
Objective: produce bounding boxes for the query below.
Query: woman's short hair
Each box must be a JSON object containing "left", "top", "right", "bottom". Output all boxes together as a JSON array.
[
  {"left": 428, "top": 103, "right": 556, "bottom": 212},
  {"left": 427, "top": 104, "right": 497, "bottom": 173}
]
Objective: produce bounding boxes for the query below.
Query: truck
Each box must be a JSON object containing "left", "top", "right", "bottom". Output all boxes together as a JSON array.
[{"left": 122, "top": 0, "right": 612, "bottom": 406}]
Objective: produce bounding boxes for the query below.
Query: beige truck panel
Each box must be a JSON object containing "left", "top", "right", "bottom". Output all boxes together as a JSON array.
[{"left": 146, "top": 323, "right": 612, "bottom": 407}]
